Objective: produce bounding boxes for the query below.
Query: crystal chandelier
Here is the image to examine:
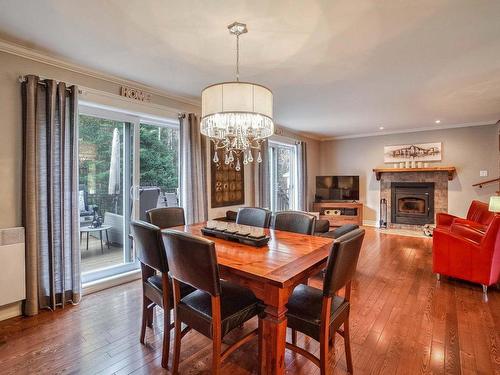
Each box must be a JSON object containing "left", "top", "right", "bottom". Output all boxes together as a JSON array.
[{"left": 201, "top": 22, "right": 274, "bottom": 171}]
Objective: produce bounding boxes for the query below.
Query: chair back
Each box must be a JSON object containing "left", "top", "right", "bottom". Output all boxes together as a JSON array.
[
  {"left": 162, "top": 230, "right": 221, "bottom": 296},
  {"left": 272, "top": 211, "right": 316, "bottom": 235},
  {"left": 482, "top": 215, "right": 500, "bottom": 251},
  {"left": 165, "top": 192, "right": 179, "bottom": 207},
  {"left": 139, "top": 187, "right": 161, "bottom": 221},
  {"left": 236, "top": 207, "right": 272, "bottom": 228},
  {"left": 322, "top": 228, "right": 365, "bottom": 297},
  {"left": 467, "top": 200, "right": 494, "bottom": 226},
  {"left": 131, "top": 220, "right": 168, "bottom": 273},
  {"left": 147, "top": 207, "right": 185, "bottom": 229}
]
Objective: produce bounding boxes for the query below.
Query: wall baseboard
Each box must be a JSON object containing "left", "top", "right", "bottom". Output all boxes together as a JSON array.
[
  {"left": 0, "top": 301, "right": 22, "bottom": 321},
  {"left": 363, "top": 219, "right": 378, "bottom": 227}
]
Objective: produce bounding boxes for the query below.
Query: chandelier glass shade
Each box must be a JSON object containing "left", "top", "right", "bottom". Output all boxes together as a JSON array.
[{"left": 200, "top": 22, "right": 274, "bottom": 170}]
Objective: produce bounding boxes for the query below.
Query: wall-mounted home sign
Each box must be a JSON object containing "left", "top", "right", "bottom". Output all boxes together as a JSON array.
[{"left": 120, "top": 86, "right": 152, "bottom": 102}]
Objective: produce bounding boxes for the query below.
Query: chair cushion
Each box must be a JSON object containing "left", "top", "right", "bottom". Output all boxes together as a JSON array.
[
  {"left": 286, "top": 284, "right": 349, "bottom": 341},
  {"left": 320, "top": 224, "right": 359, "bottom": 239},
  {"left": 146, "top": 274, "right": 195, "bottom": 307},
  {"left": 177, "top": 280, "right": 262, "bottom": 338}
]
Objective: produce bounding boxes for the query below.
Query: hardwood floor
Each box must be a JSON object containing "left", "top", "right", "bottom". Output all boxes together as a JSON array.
[{"left": 0, "top": 228, "right": 498, "bottom": 374}]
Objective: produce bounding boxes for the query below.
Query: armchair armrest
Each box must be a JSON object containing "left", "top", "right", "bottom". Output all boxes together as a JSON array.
[
  {"left": 450, "top": 223, "right": 483, "bottom": 244},
  {"left": 436, "top": 212, "right": 459, "bottom": 227},
  {"left": 433, "top": 227, "right": 481, "bottom": 248},
  {"left": 452, "top": 218, "right": 487, "bottom": 233}
]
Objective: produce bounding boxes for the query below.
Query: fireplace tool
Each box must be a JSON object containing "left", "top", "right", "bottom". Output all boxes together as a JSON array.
[{"left": 379, "top": 198, "right": 388, "bottom": 228}]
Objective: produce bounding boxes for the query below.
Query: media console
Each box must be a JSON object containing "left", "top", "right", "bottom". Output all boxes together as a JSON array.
[{"left": 312, "top": 201, "right": 363, "bottom": 227}]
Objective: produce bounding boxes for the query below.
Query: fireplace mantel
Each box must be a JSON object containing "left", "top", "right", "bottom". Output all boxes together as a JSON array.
[{"left": 373, "top": 166, "right": 456, "bottom": 181}]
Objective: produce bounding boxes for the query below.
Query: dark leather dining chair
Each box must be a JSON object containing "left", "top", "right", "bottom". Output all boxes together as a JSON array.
[
  {"left": 272, "top": 211, "right": 316, "bottom": 235},
  {"left": 146, "top": 207, "right": 185, "bottom": 229},
  {"left": 162, "top": 230, "right": 262, "bottom": 374},
  {"left": 130, "top": 220, "right": 195, "bottom": 369},
  {"left": 236, "top": 207, "right": 272, "bottom": 228},
  {"left": 285, "top": 228, "right": 365, "bottom": 374}
]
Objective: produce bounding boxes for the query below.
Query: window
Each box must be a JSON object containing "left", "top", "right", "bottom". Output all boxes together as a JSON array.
[
  {"left": 269, "top": 141, "right": 297, "bottom": 212},
  {"left": 139, "top": 122, "right": 180, "bottom": 207}
]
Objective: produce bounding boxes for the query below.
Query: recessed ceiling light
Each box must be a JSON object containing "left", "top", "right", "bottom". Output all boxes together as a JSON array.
[
  {"left": 435, "top": 120, "right": 441, "bottom": 124},
  {"left": 379, "top": 126, "right": 385, "bottom": 130}
]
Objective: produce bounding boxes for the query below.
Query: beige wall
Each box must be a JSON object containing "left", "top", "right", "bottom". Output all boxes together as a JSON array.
[
  {"left": 319, "top": 125, "right": 498, "bottom": 224},
  {"left": 0, "top": 50, "right": 320, "bottom": 228}
]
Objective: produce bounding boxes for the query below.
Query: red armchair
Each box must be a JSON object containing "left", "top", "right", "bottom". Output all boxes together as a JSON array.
[
  {"left": 436, "top": 200, "right": 494, "bottom": 232},
  {"left": 433, "top": 201, "right": 500, "bottom": 295}
]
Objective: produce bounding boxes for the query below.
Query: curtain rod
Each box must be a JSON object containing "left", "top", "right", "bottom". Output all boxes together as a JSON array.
[{"left": 18, "top": 75, "right": 81, "bottom": 93}]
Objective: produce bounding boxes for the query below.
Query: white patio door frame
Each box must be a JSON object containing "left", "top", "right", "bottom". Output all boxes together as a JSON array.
[
  {"left": 79, "top": 105, "right": 141, "bottom": 284},
  {"left": 268, "top": 140, "right": 298, "bottom": 212},
  {"left": 78, "top": 93, "right": 181, "bottom": 287}
]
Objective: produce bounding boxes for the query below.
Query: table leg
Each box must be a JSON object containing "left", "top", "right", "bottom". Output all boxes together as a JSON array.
[
  {"left": 86, "top": 232, "right": 89, "bottom": 250},
  {"left": 99, "top": 230, "right": 104, "bottom": 254},
  {"left": 105, "top": 230, "right": 110, "bottom": 249},
  {"left": 259, "top": 287, "right": 290, "bottom": 375}
]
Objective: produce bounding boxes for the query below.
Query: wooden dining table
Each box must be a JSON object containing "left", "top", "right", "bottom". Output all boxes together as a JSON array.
[{"left": 170, "top": 222, "right": 335, "bottom": 375}]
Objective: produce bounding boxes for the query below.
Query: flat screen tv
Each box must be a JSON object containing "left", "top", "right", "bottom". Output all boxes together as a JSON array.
[{"left": 315, "top": 176, "right": 360, "bottom": 201}]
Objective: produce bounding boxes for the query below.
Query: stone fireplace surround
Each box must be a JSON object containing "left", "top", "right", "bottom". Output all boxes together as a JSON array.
[{"left": 380, "top": 171, "right": 449, "bottom": 229}]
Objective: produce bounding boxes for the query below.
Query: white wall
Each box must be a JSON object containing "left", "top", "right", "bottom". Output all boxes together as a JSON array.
[{"left": 319, "top": 125, "right": 498, "bottom": 224}]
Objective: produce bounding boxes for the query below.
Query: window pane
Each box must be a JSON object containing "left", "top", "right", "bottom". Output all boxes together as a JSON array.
[
  {"left": 139, "top": 123, "right": 180, "bottom": 209},
  {"left": 78, "top": 114, "right": 134, "bottom": 275},
  {"left": 269, "top": 143, "right": 297, "bottom": 212}
]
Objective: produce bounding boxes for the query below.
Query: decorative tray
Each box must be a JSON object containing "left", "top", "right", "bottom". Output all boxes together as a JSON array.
[{"left": 201, "top": 226, "right": 270, "bottom": 247}]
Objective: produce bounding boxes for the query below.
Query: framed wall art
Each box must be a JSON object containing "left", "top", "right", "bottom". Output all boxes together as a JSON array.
[
  {"left": 384, "top": 142, "right": 442, "bottom": 163},
  {"left": 210, "top": 143, "right": 245, "bottom": 208}
]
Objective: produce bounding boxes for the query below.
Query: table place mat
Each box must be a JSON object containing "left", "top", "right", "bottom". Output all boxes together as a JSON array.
[{"left": 201, "top": 227, "right": 270, "bottom": 247}]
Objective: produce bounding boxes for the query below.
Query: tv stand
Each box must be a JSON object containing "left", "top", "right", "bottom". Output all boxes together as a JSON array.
[{"left": 312, "top": 201, "right": 363, "bottom": 227}]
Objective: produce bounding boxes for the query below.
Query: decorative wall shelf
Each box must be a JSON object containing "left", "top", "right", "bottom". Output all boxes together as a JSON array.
[{"left": 373, "top": 166, "right": 456, "bottom": 181}]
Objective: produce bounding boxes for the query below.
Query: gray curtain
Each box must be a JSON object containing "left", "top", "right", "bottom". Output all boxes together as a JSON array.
[
  {"left": 296, "top": 141, "right": 308, "bottom": 211},
  {"left": 257, "top": 140, "right": 270, "bottom": 208},
  {"left": 180, "top": 113, "right": 208, "bottom": 224},
  {"left": 22, "top": 75, "right": 81, "bottom": 316}
]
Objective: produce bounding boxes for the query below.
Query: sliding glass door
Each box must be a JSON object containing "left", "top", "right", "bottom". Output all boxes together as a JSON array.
[
  {"left": 269, "top": 142, "right": 297, "bottom": 212},
  {"left": 78, "top": 108, "right": 137, "bottom": 283},
  {"left": 78, "top": 105, "right": 180, "bottom": 283}
]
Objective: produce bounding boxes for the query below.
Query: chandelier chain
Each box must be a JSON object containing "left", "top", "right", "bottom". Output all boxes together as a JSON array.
[{"left": 236, "top": 34, "right": 240, "bottom": 82}]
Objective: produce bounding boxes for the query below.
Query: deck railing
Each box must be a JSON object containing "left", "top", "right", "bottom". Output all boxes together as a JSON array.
[{"left": 276, "top": 187, "right": 291, "bottom": 211}]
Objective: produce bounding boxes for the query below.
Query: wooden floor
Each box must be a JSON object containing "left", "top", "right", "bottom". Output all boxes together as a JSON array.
[{"left": 1, "top": 228, "right": 499, "bottom": 374}]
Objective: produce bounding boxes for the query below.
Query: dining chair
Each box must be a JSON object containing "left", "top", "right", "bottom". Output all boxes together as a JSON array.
[
  {"left": 146, "top": 206, "right": 185, "bottom": 229},
  {"left": 236, "top": 207, "right": 272, "bottom": 228},
  {"left": 162, "top": 230, "right": 262, "bottom": 374},
  {"left": 285, "top": 228, "right": 365, "bottom": 374},
  {"left": 130, "top": 220, "right": 195, "bottom": 369},
  {"left": 272, "top": 211, "right": 316, "bottom": 235}
]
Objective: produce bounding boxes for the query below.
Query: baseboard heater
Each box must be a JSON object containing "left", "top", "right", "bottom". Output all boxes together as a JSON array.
[{"left": 0, "top": 227, "right": 25, "bottom": 320}]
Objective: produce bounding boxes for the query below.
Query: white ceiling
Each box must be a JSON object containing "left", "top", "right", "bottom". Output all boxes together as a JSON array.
[{"left": 1, "top": 0, "right": 499, "bottom": 138}]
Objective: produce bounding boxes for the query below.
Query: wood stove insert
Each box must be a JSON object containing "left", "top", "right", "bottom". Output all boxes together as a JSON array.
[{"left": 391, "top": 182, "right": 434, "bottom": 225}]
